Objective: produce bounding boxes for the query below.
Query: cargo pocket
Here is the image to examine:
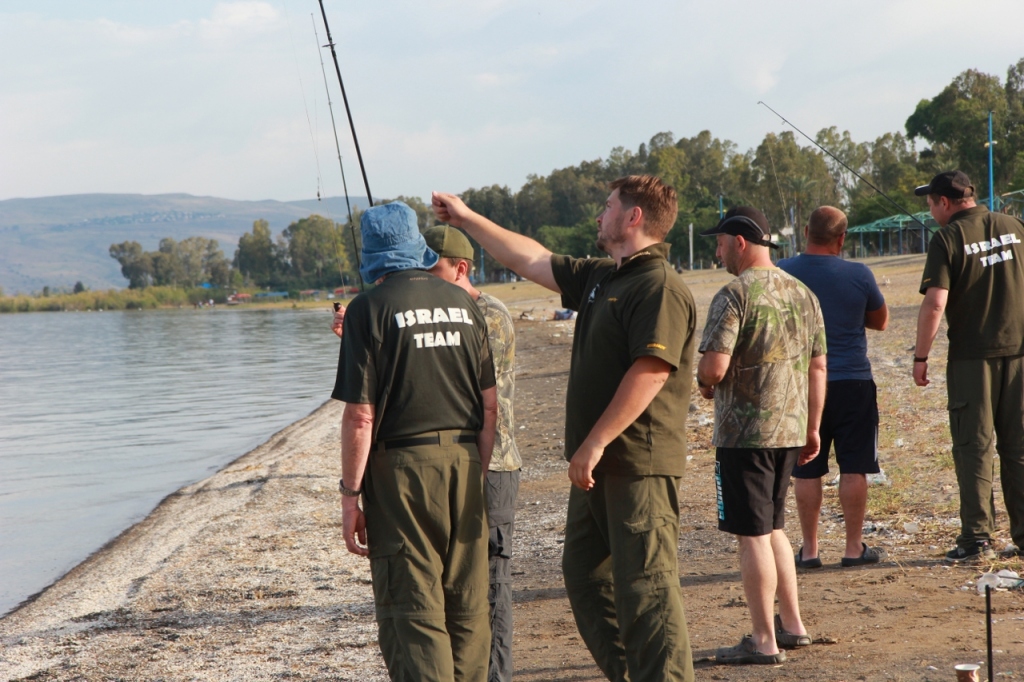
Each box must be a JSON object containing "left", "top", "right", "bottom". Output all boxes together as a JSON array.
[
  {"left": 624, "top": 514, "right": 675, "bottom": 579},
  {"left": 369, "top": 538, "right": 405, "bottom": 613},
  {"left": 947, "top": 400, "right": 970, "bottom": 447}
]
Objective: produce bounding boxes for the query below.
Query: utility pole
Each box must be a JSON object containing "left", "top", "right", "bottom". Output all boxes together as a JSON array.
[{"left": 986, "top": 111, "right": 996, "bottom": 211}]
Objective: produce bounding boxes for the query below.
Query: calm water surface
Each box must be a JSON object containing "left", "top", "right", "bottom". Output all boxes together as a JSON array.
[{"left": 0, "top": 307, "right": 341, "bottom": 615}]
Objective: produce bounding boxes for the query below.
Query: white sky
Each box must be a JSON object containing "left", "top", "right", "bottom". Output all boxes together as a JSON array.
[{"left": 2, "top": 0, "right": 1023, "bottom": 203}]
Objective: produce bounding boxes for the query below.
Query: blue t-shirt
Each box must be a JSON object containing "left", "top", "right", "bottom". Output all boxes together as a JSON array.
[{"left": 777, "top": 254, "right": 884, "bottom": 381}]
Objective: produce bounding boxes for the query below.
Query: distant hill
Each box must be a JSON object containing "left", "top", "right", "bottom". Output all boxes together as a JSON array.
[{"left": 0, "top": 193, "right": 370, "bottom": 293}]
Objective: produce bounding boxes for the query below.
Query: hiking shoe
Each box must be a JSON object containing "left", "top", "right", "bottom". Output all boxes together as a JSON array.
[
  {"left": 1000, "top": 544, "right": 1022, "bottom": 559},
  {"left": 774, "top": 614, "right": 811, "bottom": 649},
  {"left": 794, "top": 546, "right": 822, "bottom": 569},
  {"left": 841, "top": 543, "right": 883, "bottom": 567},
  {"left": 945, "top": 541, "right": 995, "bottom": 563},
  {"left": 716, "top": 635, "right": 786, "bottom": 665}
]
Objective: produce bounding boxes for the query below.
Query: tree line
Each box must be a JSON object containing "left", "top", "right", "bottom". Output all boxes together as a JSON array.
[{"left": 111, "top": 58, "right": 1024, "bottom": 289}]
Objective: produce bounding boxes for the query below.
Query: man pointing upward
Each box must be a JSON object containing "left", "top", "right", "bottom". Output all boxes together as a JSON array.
[{"left": 433, "top": 175, "right": 697, "bottom": 682}]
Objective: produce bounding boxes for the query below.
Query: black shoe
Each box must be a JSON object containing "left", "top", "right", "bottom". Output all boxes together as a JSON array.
[
  {"left": 794, "top": 546, "right": 822, "bottom": 569},
  {"left": 945, "top": 541, "right": 995, "bottom": 562}
]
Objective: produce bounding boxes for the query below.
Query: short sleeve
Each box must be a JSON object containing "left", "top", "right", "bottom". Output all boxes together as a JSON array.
[
  {"left": 623, "top": 285, "right": 694, "bottom": 370},
  {"left": 862, "top": 266, "right": 885, "bottom": 312},
  {"left": 467, "top": 301, "right": 497, "bottom": 391},
  {"left": 920, "top": 232, "right": 951, "bottom": 294},
  {"left": 332, "top": 297, "right": 376, "bottom": 404},
  {"left": 551, "top": 254, "right": 614, "bottom": 310},
  {"left": 699, "top": 290, "right": 741, "bottom": 356},
  {"left": 811, "top": 298, "right": 827, "bottom": 358}
]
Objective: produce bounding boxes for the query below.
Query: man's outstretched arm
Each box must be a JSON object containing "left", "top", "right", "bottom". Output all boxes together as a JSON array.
[{"left": 432, "top": 191, "right": 560, "bottom": 293}]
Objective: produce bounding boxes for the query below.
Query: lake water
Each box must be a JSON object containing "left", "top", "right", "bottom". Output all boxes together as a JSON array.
[{"left": 0, "top": 307, "right": 341, "bottom": 616}]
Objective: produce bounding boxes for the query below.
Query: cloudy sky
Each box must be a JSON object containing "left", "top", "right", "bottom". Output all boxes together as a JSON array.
[{"left": 2, "top": 0, "right": 1023, "bottom": 204}]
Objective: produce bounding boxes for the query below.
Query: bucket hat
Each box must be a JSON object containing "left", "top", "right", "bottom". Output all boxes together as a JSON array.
[{"left": 359, "top": 202, "right": 439, "bottom": 283}]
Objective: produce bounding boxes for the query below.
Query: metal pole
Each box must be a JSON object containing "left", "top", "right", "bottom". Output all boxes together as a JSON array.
[
  {"left": 988, "top": 111, "right": 995, "bottom": 212},
  {"left": 987, "top": 585, "right": 994, "bottom": 682},
  {"left": 688, "top": 223, "right": 693, "bottom": 270},
  {"left": 317, "top": 0, "right": 373, "bottom": 205}
]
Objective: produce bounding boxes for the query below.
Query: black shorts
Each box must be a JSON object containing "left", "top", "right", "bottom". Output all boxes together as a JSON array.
[
  {"left": 792, "top": 379, "right": 880, "bottom": 479},
  {"left": 716, "top": 447, "right": 800, "bottom": 537}
]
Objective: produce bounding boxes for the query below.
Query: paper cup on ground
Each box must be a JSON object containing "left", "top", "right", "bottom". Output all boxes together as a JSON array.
[{"left": 954, "top": 663, "right": 980, "bottom": 681}]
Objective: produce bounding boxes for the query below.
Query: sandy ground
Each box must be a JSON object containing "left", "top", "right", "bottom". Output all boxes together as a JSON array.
[{"left": 4, "top": 260, "right": 1024, "bottom": 681}]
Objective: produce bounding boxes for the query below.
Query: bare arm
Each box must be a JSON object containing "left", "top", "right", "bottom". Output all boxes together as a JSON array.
[
  {"left": 331, "top": 305, "right": 346, "bottom": 338},
  {"left": 696, "top": 350, "right": 731, "bottom": 399},
  {"left": 432, "top": 191, "right": 560, "bottom": 293},
  {"left": 477, "top": 386, "right": 498, "bottom": 474},
  {"left": 340, "top": 402, "right": 374, "bottom": 557},
  {"left": 567, "top": 356, "right": 672, "bottom": 490},
  {"left": 800, "top": 354, "right": 827, "bottom": 465},
  {"left": 864, "top": 303, "right": 889, "bottom": 331},
  {"left": 913, "top": 287, "right": 948, "bottom": 387}
]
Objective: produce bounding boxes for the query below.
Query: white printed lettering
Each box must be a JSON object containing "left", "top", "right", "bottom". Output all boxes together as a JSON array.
[
  {"left": 445, "top": 331, "right": 461, "bottom": 346},
  {"left": 415, "top": 309, "right": 433, "bottom": 325},
  {"left": 462, "top": 308, "right": 473, "bottom": 325},
  {"left": 413, "top": 333, "right": 425, "bottom": 348},
  {"left": 424, "top": 332, "right": 435, "bottom": 348},
  {"left": 433, "top": 308, "right": 450, "bottom": 323},
  {"left": 405, "top": 311, "right": 416, "bottom": 327},
  {"left": 981, "top": 256, "right": 990, "bottom": 266},
  {"left": 971, "top": 243, "right": 980, "bottom": 254},
  {"left": 1003, "top": 249, "right": 1014, "bottom": 261},
  {"left": 448, "top": 307, "right": 463, "bottom": 323},
  {"left": 434, "top": 332, "right": 446, "bottom": 346},
  {"left": 395, "top": 312, "right": 406, "bottom": 328},
  {"left": 980, "top": 241, "right": 991, "bottom": 252},
  {"left": 1002, "top": 234, "right": 1015, "bottom": 246}
]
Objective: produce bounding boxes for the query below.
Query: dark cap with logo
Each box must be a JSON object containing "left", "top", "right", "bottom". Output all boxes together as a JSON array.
[
  {"left": 700, "top": 206, "right": 779, "bottom": 249},
  {"left": 914, "top": 170, "right": 975, "bottom": 199}
]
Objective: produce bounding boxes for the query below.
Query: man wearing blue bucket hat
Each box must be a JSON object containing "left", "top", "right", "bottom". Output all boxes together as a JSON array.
[{"left": 331, "top": 201, "right": 498, "bottom": 681}]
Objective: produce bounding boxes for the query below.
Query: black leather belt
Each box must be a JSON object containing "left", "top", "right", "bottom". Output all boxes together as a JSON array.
[{"left": 376, "top": 433, "right": 477, "bottom": 450}]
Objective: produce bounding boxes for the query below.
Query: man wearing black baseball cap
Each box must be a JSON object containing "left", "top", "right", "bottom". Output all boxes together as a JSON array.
[
  {"left": 697, "top": 206, "right": 826, "bottom": 664},
  {"left": 914, "top": 170, "right": 1024, "bottom": 562}
]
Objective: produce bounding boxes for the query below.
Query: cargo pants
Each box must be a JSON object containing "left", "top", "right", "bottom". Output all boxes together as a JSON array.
[
  {"left": 485, "top": 469, "right": 519, "bottom": 682},
  {"left": 561, "top": 473, "right": 693, "bottom": 682},
  {"left": 947, "top": 356, "right": 1024, "bottom": 549},
  {"left": 363, "top": 431, "right": 491, "bottom": 682}
]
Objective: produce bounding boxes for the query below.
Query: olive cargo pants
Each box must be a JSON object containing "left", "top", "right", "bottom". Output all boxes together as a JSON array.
[
  {"left": 562, "top": 473, "right": 693, "bottom": 682},
  {"left": 947, "top": 356, "right": 1024, "bottom": 549},
  {"left": 363, "top": 434, "right": 490, "bottom": 682}
]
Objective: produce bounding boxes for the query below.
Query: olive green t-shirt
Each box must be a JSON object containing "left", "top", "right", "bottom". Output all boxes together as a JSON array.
[
  {"left": 332, "top": 270, "right": 496, "bottom": 441},
  {"left": 920, "top": 205, "right": 1024, "bottom": 360},
  {"left": 477, "top": 292, "right": 521, "bottom": 472},
  {"left": 551, "top": 243, "right": 697, "bottom": 477},
  {"left": 699, "top": 267, "right": 826, "bottom": 449}
]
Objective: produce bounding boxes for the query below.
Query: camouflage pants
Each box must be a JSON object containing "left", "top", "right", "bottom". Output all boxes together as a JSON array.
[
  {"left": 363, "top": 436, "right": 490, "bottom": 681},
  {"left": 561, "top": 473, "right": 693, "bottom": 682}
]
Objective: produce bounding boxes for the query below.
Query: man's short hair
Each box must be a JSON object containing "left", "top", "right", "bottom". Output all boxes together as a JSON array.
[
  {"left": 444, "top": 256, "right": 473, "bottom": 271},
  {"left": 610, "top": 175, "right": 678, "bottom": 241},
  {"left": 807, "top": 206, "right": 848, "bottom": 246}
]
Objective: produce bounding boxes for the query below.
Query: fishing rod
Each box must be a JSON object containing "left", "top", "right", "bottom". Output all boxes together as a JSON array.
[
  {"left": 758, "top": 101, "right": 929, "bottom": 229},
  {"left": 316, "top": 0, "right": 374, "bottom": 207},
  {"left": 311, "top": 14, "right": 363, "bottom": 291}
]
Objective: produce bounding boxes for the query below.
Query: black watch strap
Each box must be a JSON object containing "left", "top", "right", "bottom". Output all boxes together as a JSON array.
[{"left": 913, "top": 356, "right": 928, "bottom": 363}]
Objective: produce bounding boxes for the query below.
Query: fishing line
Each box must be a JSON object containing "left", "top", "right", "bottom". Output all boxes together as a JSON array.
[
  {"left": 311, "top": 13, "right": 363, "bottom": 290},
  {"left": 317, "top": 0, "right": 374, "bottom": 206},
  {"left": 765, "top": 142, "right": 789, "bottom": 227},
  {"left": 758, "top": 101, "right": 928, "bottom": 229}
]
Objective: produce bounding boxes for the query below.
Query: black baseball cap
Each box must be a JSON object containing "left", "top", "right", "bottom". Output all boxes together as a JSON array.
[
  {"left": 700, "top": 206, "right": 779, "bottom": 249},
  {"left": 914, "top": 171, "right": 975, "bottom": 199}
]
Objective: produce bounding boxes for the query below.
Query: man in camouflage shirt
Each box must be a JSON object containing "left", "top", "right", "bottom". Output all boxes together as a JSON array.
[
  {"left": 333, "top": 225, "right": 521, "bottom": 682},
  {"left": 696, "top": 207, "right": 827, "bottom": 665}
]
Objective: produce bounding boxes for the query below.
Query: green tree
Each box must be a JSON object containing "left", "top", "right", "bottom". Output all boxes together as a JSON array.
[
  {"left": 234, "top": 219, "right": 277, "bottom": 286},
  {"left": 109, "top": 241, "right": 153, "bottom": 289},
  {"left": 282, "top": 214, "right": 347, "bottom": 287}
]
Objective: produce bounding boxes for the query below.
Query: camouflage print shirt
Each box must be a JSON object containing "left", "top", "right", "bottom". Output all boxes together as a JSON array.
[
  {"left": 699, "top": 267, "right": 826, "bottom": 448},
  {"left": 477, "top": 292, "right": 521, "bottom": 471}
]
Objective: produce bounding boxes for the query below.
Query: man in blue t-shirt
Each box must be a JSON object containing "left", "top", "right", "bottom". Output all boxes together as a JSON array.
[{"left": 778, "top": 206, "right": 889, "bottom": 569}]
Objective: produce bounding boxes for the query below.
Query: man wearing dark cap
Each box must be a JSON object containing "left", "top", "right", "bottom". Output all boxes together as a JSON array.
[
  {"left": 332, "top": 202, "right": 498, "bottom": 681},
  {"left": 333, "top": 225, "right": 520, "bottom": 681},
  {"left": 433, "top": 175, "right": 697, "bottom": 682},
  {"left": 913, "top": 170, "right": 1024, "bottom": 562},
  {"left": 696, "top": 207, "right": 826, "bottom": 665}
]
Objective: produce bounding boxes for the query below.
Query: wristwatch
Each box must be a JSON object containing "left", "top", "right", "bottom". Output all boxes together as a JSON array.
[
  {"left": 913, "top": 356, "right": 928, "bottom": 363},
  {"left": 338, "top": 479, "right": 362, "bottom": 497}
]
